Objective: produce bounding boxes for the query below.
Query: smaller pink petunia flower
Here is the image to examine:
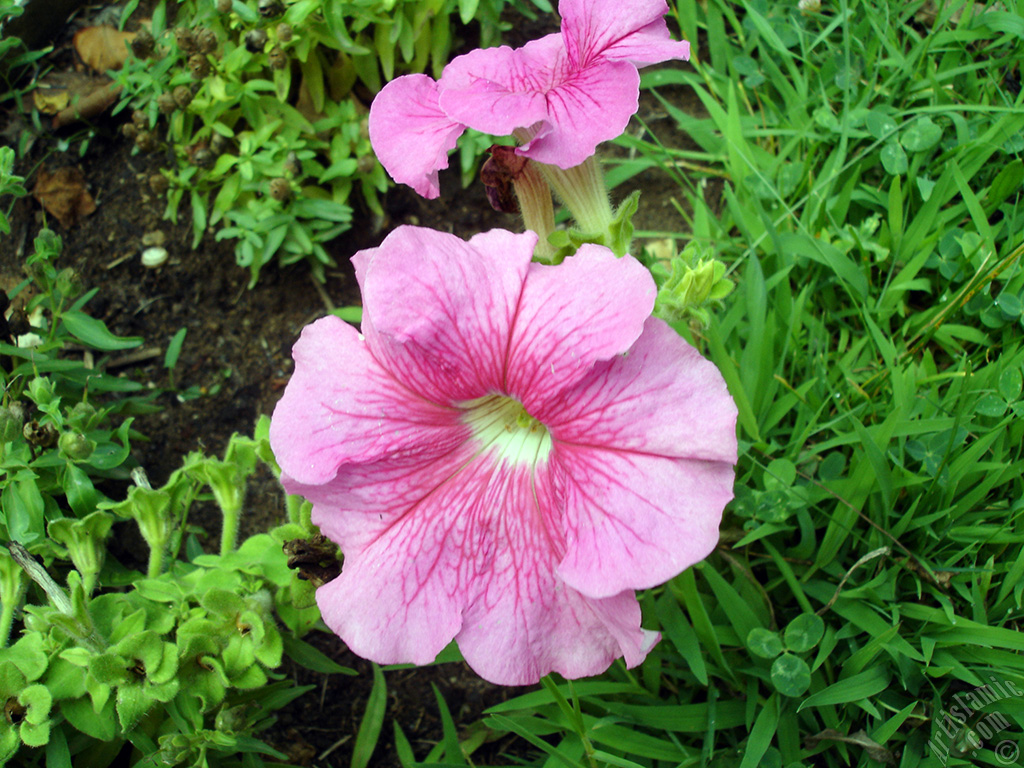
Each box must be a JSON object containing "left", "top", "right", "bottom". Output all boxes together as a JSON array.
[
  {"left": 270, "top": 225, "right": 737, "bottom": 685},
  {"left": 368, "top": 0, "right": 690, "bottom": 198}
]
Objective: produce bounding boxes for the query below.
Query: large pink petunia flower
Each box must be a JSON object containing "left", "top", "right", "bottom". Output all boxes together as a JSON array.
[
  {"left": 269, "top": 226, "right": 736, "bottom": 685},
  {"left": 368, "top": 0, "right": 690, "bottom": 198}
]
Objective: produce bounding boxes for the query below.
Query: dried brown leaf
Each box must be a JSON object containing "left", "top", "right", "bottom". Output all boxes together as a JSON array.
[
  {"left": 74, "top": 26, "right": 137, "bottom": 73},
  {"left": 32, "top": 167, "right": 97, "bottom": 228}
]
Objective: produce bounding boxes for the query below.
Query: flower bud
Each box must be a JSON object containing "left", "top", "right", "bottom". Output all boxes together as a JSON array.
[
  {"left": 132, "top": 109, "right": 148, "bottom": 129},
  {"left": 157, "top": 92, "right": 177, "bottom": 114},
  {"left": 191, "top": 148, "right": 215, "bottom": 168},
  {"left": 135, "top": 130, "right": 158, "bottom": 153},
  {"left": 216, "top": 0, "right": 232, "bottom": 13},
  {"left": 149, "top": 173, "right": 170, "bottom": 195},
  {"left": 174, "top": 27, "right": 197, "bottom": 54},
  {"left": 131, "top": 28, "right": 155, "bottom": 59},
  {"left": 27, "top": 377, "right": 56, "bottom": 407},
  {"left": 188, "top": 53, "right": 211, "bottom": 79},
  {"left": 258, "top": 0, "right": 283, "bottom": 16},
  {"left": 195, "top": 28, "right": 218, "bottom": 54},
  {"left": 59, "top": 431, "right": 94, "bottom": 460},
  {"left": 276, "top": 22, "right": 293, "bottom": 42},
  {"left": 210, "top": 133, "right": 231, "bottom": 156},
  {"left": 283, "top": 150, "right": 301, "bottom": 176},
  {"left": 173, "top": 85, "right": 194, "bottom": 109},
  {"left": 67, "top": 401, "right": 97, "bottom": 431},
  {"left": 268, "top": 46, "right": 287, "bottom": 69},
  {"left": 244, "top": 29, "right": 268, "bottom": 53},
  {"left": 55, "top": 267, "right": 83, "bottom": 298},
  {"left": 121, "top": 123, "right": 138, "bottom": 139},
  {"left": 268, "top": 177, "right": 291, "bottom": 201}
]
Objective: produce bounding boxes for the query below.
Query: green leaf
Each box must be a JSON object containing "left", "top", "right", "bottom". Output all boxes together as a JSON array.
[
  {"left": 880, "top": 142, "right": 908, "bottom": 175},
  {"left": 164, "top": 327, "right": 187, "bottom": 369},
  {"left": 798, "top": 667, "right": 890, "bottom": 711},
  {"left": 998, "top": 367, "right": 1023, "bottom": 402},
  {"left": 770, "top": 654, "right": 811, "bottom": 697},
  {"left": 783, "top": 614, "right": 825, "bottom": 652},
  {"left": 900, "top": 117, "right": 943, "bottom": 152},
  {"left": 61, "top": 310, "right": 143, "bottom": 350},
  {"left": 351, "top": 663, "right": 387, "bottom": 768},
  {"left": 282, "top": 635, "right": 357, "bottom": 675},
  {"left": 747, "top": 627, "right": 785, "bottom": 659}
]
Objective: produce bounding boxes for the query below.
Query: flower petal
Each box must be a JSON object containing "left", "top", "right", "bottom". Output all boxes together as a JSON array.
[
  {"left": 439, "top": 37, "right": 639, "bottom": 169},
  {"left": 506, "top": 245, "right": 656, "bottom": 411},
  {"left": 310, "top": 438, "right": 656, "bottom": 683},
  {"left": 560, "top": 0, "right": 691, "bottom": 67},
  {"left": 368, "top": 75, "right": 465, "bottom": 198},
  {"left": 537, "top": 317, "right": 738, "bottom": 463},
  {"left": 553, "top": 444, "right": 734, "bottom": 599},
  {"left": 353, "top": 226, "right": 536, "bottom": 404},
  {"left": 269, "top": 315, "right": 464, "bottom": 486}
]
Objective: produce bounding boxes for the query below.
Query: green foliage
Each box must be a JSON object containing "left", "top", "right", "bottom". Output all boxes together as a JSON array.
[
  {"left": 113, "top": 0, "right": 547, "bottom": 284},
  {"left": 2, "top": 419, "right": 352, "bottom": 767},
  {"left": 405, "top": 0, "right": 1024, "bottom": 765}
]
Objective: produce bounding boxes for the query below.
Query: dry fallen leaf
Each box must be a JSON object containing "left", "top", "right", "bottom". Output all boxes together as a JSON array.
[
  {"left": 32, "top": 71, "right": 107, "bottom": 115},
  {"left": 32, "top": 166, "right": 97, "bottom": 228},
  {"left": 74, "top": 25, "right": 137, "bottom": 73}
]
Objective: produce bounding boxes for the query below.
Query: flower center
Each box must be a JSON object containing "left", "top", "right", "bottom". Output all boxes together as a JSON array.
[{"left": 460, "top": 394, "right": 552, "bottom": 468}]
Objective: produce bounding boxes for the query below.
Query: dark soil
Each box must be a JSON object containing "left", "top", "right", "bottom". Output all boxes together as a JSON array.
[{"left": 1, "top": 10, "right": 712, "bottom": 765}]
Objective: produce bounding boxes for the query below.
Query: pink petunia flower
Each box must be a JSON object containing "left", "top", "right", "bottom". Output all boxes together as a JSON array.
[
  {"left": 368, "top": 0, "right": 690, "bottom": 198},
  {"left": 269, "top": 226, "right": 736, "bottom": 685}
]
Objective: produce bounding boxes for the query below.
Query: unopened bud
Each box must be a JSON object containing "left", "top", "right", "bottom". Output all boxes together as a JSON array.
[
  {"left": 276, "top": 22, "right": 293, "bottom": 42},
  {"left": 189, "top": 53, "right": 211, "bottom": 79},
  {"left": 268, "top": 177, "right": 291, "bottom": 201},
  {"left": 173, "top": 85, "right": 194, "bottom": 109},
  {"left": 174, "top": 27, "right": 197, "bottom": 54},
  {"left": 68, "top": 401, "right": 97, "bottom": 430},
  {"left": 157, "top": 92, "right": 177, "bottom": 114},
  {"left": 244, "top": 29, "right": 268, "bottom": 53},
  {"left": 216, "top": 0, "right": 233, "bottom": 13},
  {"left": 27, "top": 377, "right": 56, "bottom": 406},
  {"left": 195, "top": 28, "right": 218, "bottom": 54},
  {"left": 55, "top": 267, "right": 83, "bottom": 298},
  {"left": 268, "top": 46, "right": 287, "bottom": 69},
  {"left": 59, "top": 431, "right": 94, "bottom": 460},
  {"left": 131, "top": 28, "right": 155, "bottom": 59}
]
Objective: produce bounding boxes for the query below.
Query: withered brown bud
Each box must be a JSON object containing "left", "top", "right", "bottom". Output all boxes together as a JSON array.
[
  {"left": 195, "top": 27, "right": 218, "bottom": 54},
  {"left": 268, "top": 177, "right": 291, "bottom": 201},
  {"left": 276, "top": 22, "right": 293, "bottom": 42},
  {"left": 156, "top": 92, "right": 177, "bottom": 114},
  {"left": 135, "top": 130, "right": 158, "bottom": 152},
  {"left": 258, "top": 0, "right": 283, "bottom": 16},
  {"left": 148, "top": 173, "right": 170, "bottom": 195},
  {"left": 480, "top": 145, "right": 528, "bottom": 214},
  {"left": 174, "top": 27, "right": 197, "bottom": 54},
  {"left": 283, "top": 150, "right": 301, "bottom": 176},
  {"left": 216, "top": 0, "right": 233, "bottom": 12},
  {"left": 244, "top": 29, "right": 268, "bottom": 53},
  {"left": 173, "top": 85, "right": 194, "bottom": 109},
  {"left": 130, "top": 28, "right": 155, "bottom": 59},
  {"left": 132, "top": 109, "right": 148, "bottom": 129},
  {"left": 189, "top": 53, "right": 211, "bottom": 79},
  {"left": 192, "top": 148, "right": 215, "bottom": 168},
  {"left": 23, "top": 420, "right": 58, "bottom": 448},
  {"left": 121, "top": 122, "right": 138, "bottom": 139},
  {"left": 268, "top": 46, "right": 287, "bottom": 69}
]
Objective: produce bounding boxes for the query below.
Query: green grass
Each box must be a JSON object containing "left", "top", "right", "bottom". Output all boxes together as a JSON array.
[{"left": 412, "top": 0, "right": 1024, "bottom": 765}]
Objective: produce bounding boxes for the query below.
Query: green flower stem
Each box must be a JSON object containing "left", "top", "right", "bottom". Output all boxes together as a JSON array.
[
  {"left": 539, "top": 156, "right": 614, "bottom": 235},
  {"left": 512, "top": 162, "right": 557, "bottom": 262}
]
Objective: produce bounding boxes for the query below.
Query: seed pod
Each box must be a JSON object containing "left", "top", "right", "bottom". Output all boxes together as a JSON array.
[
  {"left": 258, "top": 0, "right": 283, "bottom": 16},
  {"left": 23, "top": 421, "right": 58, "bottom": 449},
  {"left": 174, "top": 27, "right": 197, "bottom": 54},
  {"left": 268, "top": 46, "right": 287, "bottom": 70},
  {"left": 59, "top": 431, "right": 94, "bottom": 461},
  {"left": 132, "top": 109, "right": 148, "bottom": 129},
  {"left": 268, "top": 177, "right": 291, "bottom": 201},
  {"left": 210, "top": 133, "right": 231, "bottom": 155},
  {"left": 135, "top": 130, "right": 158, "bottom": 152},
  {"left": 216, "top": 0, "right": 232, "bottom": 12},
  {"left": 276, "top": 22, "right": 293, "bottom": 42},
  {"left": 157, "top": 92, "right": 177, "bottom": 114},
  {"left": 56, "top": 267, "right": 83, "bottom": 298},
  {"left": 68, "top": 401, "right": 97, "bottom": 431},
  {"left": 131, "top": 28, "right": 155, "bottom": 59},
  {"left": 173, "top": 85, "right": 194, "bottom": 109},
  {"left": 189, "top": 53, "right": 211, "bottom": 79},
  {"left": 283, "top": 150, "right": 301, "bottom": 176},
  {"left": 121, "top": 122, "right": 138, "bottom": 139},
  {"left": 244, "top": 29, "right": 268, "bottom": 52},
  {"left": 195, "top": 27, "right": 218, "bottom": 54},
  {"left": 192, "top": 148, "right": 215, "bottom": 168},
  {"left": 149, "top": 173, "right": 170, "bottom": 195}
]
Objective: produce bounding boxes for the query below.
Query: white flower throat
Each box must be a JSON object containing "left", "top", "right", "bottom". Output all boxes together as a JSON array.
[{"left": 460, "top": 394, "right": 553, "bottom": 467}]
